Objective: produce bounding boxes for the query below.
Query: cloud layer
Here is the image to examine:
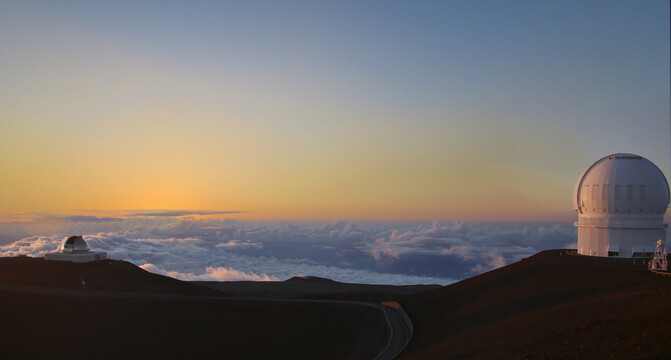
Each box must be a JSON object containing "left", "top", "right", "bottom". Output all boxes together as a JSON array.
[{"left": 0, "top": 218, "right": 577, "bottom": 285}]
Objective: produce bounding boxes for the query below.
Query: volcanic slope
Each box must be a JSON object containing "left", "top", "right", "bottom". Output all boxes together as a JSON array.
[
  {"left": 0, "top": 256, "right": 222, "bottom": 295},
  {"left": 195, "top": 275, "right": 440, "bottom": 299},
  {"left": 398, "top": 250, "right": 671, "bottom": 359},
  {"left": 0, "top": 257, "right": 388, "bottom": 360}
]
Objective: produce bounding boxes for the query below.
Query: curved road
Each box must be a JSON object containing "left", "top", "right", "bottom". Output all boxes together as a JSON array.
[
  {"left": 0, "top": 282, "right": 412, "bottom": 360},
  {"left": 372, "top": 304, "right": 413, "bottom": 360}
]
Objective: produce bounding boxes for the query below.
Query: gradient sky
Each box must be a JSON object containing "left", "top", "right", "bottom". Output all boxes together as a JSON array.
[{"left": 1, "top": 0, "right": 669, "bottom": 221}]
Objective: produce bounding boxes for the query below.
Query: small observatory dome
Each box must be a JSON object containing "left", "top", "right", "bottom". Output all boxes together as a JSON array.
[
  {"left": 574, "top": 153, "right": 670, "bottom": 257},
  {"left": 45, "top": 235, "right": 106, "bottom": 262},
  {"left": 60, "top": 235, "right": 90, "bottom": 253}
]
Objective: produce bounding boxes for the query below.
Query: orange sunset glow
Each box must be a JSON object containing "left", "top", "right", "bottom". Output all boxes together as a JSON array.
[{"left": 0, "top": 1, "right": 668, "bottom": 222}]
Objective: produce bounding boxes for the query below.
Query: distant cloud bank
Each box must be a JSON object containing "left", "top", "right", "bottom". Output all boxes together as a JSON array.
[{"left": 0, "top": 217, "right": 576, "bottom": 285}]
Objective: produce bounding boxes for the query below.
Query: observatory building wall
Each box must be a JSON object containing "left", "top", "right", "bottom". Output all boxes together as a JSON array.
[
  {"left": 44, "top": 252, "right": 107, "bottom": 262},
  {"left": 577, "top": 226, "right": 665, "bottom": 257}
]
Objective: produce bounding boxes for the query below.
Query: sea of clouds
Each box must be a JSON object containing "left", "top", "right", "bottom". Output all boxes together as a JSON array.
[{"left": 0, "top": 215, "right": 577, "bottom": 285}]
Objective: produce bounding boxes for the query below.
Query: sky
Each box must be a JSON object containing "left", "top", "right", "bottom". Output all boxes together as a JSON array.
[
  {"left": 1, "top": 0, "right": 668, "bottom": 222},
  {"left": 0, "top": 0, "right": 668, "bottom": 284}
]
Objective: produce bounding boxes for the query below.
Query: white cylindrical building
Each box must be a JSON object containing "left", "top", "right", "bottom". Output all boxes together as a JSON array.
[{"left": 574, "top": 153, "right": 670, "bottom": 257}]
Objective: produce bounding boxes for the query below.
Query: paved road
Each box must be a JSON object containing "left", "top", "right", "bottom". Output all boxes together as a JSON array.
[
  {"left": 372, "top": 305, "right": 413, "bottom": 360},
  {"left": 0, "top": 282, "right": 412, "bottom": 360}
]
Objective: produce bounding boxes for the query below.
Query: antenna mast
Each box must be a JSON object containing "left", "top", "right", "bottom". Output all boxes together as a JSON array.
[{"left": 649, "top": 239, "right": 668, "bottom": 271}]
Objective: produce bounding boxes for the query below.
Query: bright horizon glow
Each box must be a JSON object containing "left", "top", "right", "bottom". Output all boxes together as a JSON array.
[{"left": 0, "top": 1, "right": 669, "bottom": 222}]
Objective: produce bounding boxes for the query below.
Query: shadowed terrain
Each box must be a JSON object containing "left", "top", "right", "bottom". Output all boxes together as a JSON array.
[
  {"left": 194, "top": 275, "right": 440, "bottom": 299},
  {"left": 2, "top": 251, "right": 671, "bottom": 359},
  {"left": 0, "top": 256, "right": 223, "bottom": 295},
  {"left": 0, "top": 290, "right": 387, "bottom": 360},
  {"left": 0, "top": 257, "right": 387, "bottom": 360},
  {"left": 398, "top": 250, "right": 671, "bottom": 359}
]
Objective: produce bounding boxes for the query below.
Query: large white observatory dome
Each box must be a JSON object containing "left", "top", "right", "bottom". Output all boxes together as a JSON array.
[{"left": 574, "top": 153, "right": 669, "bottom": 257}]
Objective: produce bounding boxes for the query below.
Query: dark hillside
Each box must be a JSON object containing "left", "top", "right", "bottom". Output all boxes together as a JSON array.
[
  {"left": 195, "top": 277, "right": 439, "bottom": 299},
  {"left": 5, "top": 251, "right": 670, "bottom": 359},
  {"left": 0, "top": 256, "right": 223, "bottom": 296},
  {"left": 399, "top": 250, "right": 671, "bottom": 359},
  {"left": 0, "top": 289, "right": 387, "bottom": 360},
  {"left": 0, "top": 256, "right": 387, "bottom": 360}
]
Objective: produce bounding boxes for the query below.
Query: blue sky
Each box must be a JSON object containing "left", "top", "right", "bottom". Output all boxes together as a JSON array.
[
  {"left": 0, "top": 0, "right": 669, "bottom": 283},
  {"left": 1, "top": 0, "right": 668, "bottom": 221}
]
